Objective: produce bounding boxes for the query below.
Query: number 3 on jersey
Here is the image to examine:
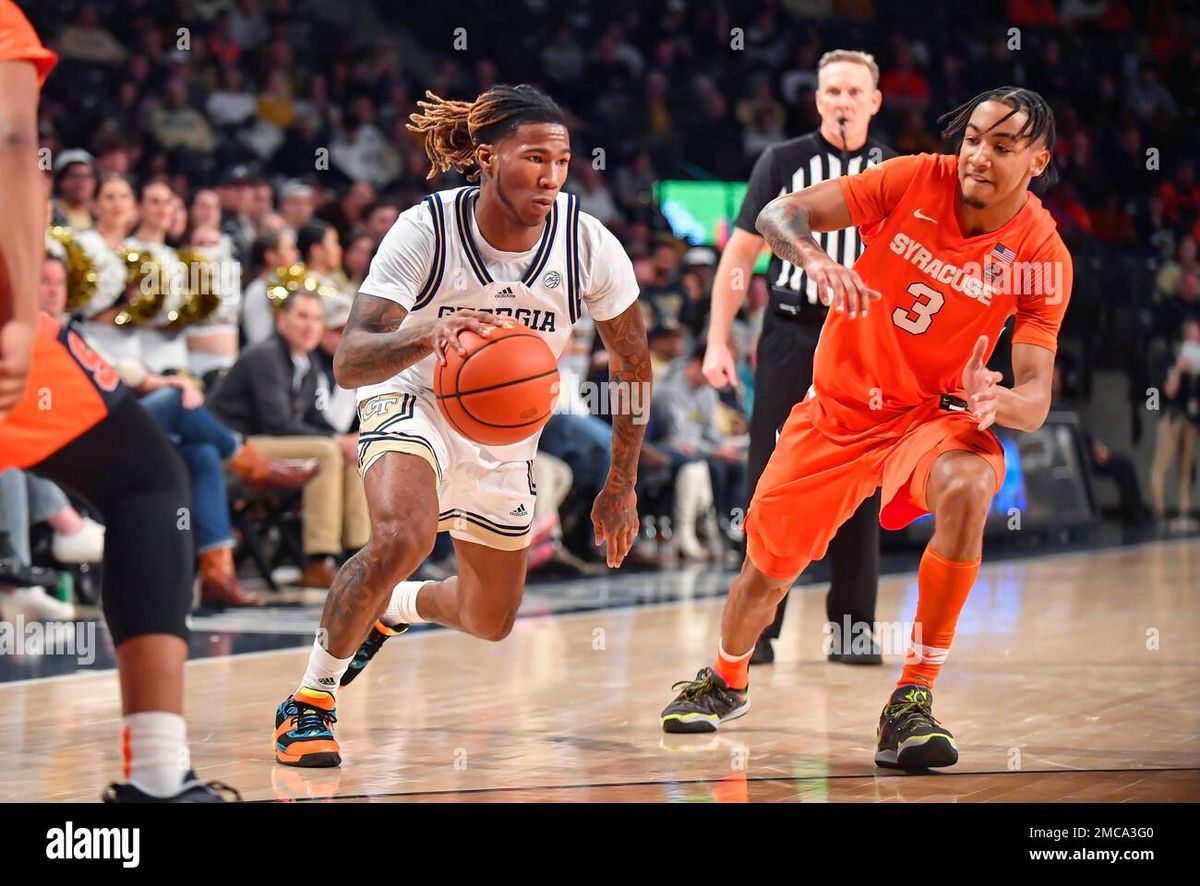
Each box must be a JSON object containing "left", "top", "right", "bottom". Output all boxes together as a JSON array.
[{"left": 892, "top": 281, "right": 944, "bottom": 335}]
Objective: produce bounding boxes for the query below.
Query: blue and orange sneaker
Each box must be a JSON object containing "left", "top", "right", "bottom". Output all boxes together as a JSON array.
[
  {"left": 274, "top": 688, "right": 341, "bottom": 767},
  {"left": 339, "top": 620, "right": 407, "bottom": 686}
]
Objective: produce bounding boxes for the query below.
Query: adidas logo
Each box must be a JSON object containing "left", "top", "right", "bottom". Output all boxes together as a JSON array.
[
  {"left": 509, "top": 503, "right": 528, "bottom": 517},
  {"left": 316, "top": 676, "right": 337, "bottom": 686},
  {"left": 495, "top": 286, "right": 516, "bottom": 299}
]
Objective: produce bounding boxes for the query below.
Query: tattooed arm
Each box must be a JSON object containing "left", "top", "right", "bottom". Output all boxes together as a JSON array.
[
  {"left": 333, "top": 293, "right": 499, "bottom": 389},
  {"left": 590, "top": 300, "right": 651, "bottom": 567},
  {"left": 755, "top": 179, "right": 880, "bottom": 318}
]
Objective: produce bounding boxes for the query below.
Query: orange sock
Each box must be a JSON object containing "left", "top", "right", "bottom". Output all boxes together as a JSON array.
[
  {"left": 713, "top": 639, "right": 752, "bottom": 690},
  {"left": 898, "top": 546, "right": 979, "bottom": 690}
]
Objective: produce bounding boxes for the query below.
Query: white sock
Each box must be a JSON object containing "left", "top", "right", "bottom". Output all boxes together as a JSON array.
[
  {"left": 123, "top": 711, "right": 190, "bottom": 798},
  {"left": 299, "top": 634, "right": 352, "bottom": 695},
  {"left": 385, "top": 580, "right": 431, "bottom": 625},
  {"left": 718, "top": 638, "right": 754, "bottom": 662}
]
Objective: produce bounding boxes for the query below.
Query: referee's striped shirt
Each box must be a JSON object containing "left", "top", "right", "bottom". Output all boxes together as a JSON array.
[{"left": 734, "top": 131, "right": 897, "bottom": 320}]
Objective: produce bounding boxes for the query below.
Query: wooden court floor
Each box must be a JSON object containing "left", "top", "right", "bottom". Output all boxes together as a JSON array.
[{"left": 3, "top": 539, "right": 1197, "bottom": 802}]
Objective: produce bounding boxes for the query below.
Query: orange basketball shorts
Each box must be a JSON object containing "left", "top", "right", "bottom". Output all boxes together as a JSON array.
[{"left": 743, "top": 397, "right": 1005, "bottom": 579}]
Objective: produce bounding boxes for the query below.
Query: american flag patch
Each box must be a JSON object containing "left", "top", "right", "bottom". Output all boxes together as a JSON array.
[{"left": 992, "top": 243, "right": 1017, "bottom": 263}]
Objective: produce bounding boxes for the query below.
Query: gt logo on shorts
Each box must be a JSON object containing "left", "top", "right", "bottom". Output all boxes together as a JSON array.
[{"left": 361, "top": 396, "right": 400, "bottom": 420}]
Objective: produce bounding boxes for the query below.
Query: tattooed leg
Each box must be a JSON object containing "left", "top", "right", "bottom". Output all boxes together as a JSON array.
[{"left": 317, "top": 452, "right": 439, "bottom": 657}]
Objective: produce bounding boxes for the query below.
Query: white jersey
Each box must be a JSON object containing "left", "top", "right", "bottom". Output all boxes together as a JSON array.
[{"left": 355, "top": 185, "right": 639, "bottom": 459}]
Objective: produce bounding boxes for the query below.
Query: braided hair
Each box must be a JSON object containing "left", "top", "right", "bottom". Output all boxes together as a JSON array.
[
  {"left": 938, "top": 87, "right": 1058, "bottom": 186},
  {"left": 406, "top": 84, "right": 566, "bottom": 182}
]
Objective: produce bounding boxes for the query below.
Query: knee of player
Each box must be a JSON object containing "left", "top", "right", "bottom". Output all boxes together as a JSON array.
[
  {"left": 734, "top": 567, "right": 790, "bottom": 606},
  {"left": 933, "top": 463, "right": 995, "bottom": 517},
  {"left": 366, "top": 516, "right": 436, "bottom": 574},
  {"left": 462, "top": 608, "right": 516, "bottom": 642}
]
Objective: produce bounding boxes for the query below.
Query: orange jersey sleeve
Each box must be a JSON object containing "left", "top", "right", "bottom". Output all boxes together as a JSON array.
[
  {"left": 0, "top": 0, "right": 57, "bottom": 86},
  {"left": 1011, "top": 235, "right": 1073, "bottom": 353},
  {"left": 838, "top": 154, "right": 940, "bottom": 228}
]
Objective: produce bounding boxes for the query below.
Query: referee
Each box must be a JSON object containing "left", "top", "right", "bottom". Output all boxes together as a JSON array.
[{"left": 705, "top": 50, "right": 896, "bottom": 666}]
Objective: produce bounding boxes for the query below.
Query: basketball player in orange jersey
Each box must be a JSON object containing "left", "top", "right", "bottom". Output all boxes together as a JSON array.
[
  {"left": 272, "top": 85, "right": 649, "bottom": 767},
  {"left": 662, "top": 87, "right": 1072, "bottom": 770},
  {"left": 0, "top": 0, "right": 235, "bottom": 800}
]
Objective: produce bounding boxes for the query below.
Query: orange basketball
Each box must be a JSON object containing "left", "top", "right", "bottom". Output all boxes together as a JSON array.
[{"left": 434, "top": 324, "right": 560, "bottom": 446}]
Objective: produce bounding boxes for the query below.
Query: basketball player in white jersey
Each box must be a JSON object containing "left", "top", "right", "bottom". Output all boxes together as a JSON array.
[{"left": 273, "top": 85, "right": 651, "bottom": 767}]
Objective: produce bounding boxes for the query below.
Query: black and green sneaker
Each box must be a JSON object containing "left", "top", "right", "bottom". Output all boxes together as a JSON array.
[
  {"left": 661, "top": 667, "right": 749, "bottom": 734},
  {"left": 339, "top": 620, "right": 408, "bottom": 686},
  {"left": 874, "top": 681, "right": 958, "bottom": 770}
]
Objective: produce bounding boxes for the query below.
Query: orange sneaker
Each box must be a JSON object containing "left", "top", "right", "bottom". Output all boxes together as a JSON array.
[{"left": 273, "top": 688, "right": 341, "bottom": 767}]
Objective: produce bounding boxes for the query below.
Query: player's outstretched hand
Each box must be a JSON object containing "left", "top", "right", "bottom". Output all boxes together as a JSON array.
[
  {"left": 962, "top": 335, "right": 1005, "bottom": 431},
  {"left": 592, "top": 482, "right": 639, "bottom": 569},
  {"left": 428, "top": 310, "right": 503, "bottom": 365},
  {"left": 803, "top": 253, "right": 881, "bottom": 319}
]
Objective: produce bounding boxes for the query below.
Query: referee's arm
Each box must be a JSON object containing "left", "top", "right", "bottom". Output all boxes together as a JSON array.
[
  {"left": 705, "top": 145, "right": 780, "bottom": 391},
  {"left": 704, "top": 226, "right": 764, "bottom": 390}
]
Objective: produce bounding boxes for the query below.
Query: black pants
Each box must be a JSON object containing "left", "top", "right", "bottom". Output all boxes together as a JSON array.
[
  {"left": 1091, "top": 453, "right": 1151, "bottom": 525},
  {"left": 748, "top": 316, "right": 880, "bottom": 641},
  {"left": 32, "top": 394, "right": 194, "bottom": 645}
]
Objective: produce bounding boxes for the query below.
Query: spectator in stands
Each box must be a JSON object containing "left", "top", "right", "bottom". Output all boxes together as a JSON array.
[
  {"left": 657, "top": 343, "right": 748, "bottom": 537},
  {"left": 51, "top": 149, "right": 96, "bottom": 230},
  {"left": 314, "top": 294, "right": 357, "bottom": 435},
  {"left": 247, "top": 178, "right": 277, "bottom": 233},
  {"left": 149, "top": 79, "right": 216, "bottom": 155},
  {"left": 297, "top": 217, "right": 348, "bottom": 296},
  {"left": 363, "top": 200, "right": 401, "bottom": 246},
  {"left": 1160, "top": 162, "right": 1200, "bottom": 228},
  {"left": 206, "top": 64, "right": 257, "bottom": 130},
  {"left": 241, "top": 229, "right": 300, "bottom": 345},
  {"left": 278, "top": 181, "right": 316, "bottom": 235},
  {"left": 0, "top": 468, "right": 103, "bottom": 621},
  {"left": 569, "top": 160, "right": 622, "bottom": 227},
  {"left": 1150, "top": 317, "right": 1200, "bottom": 527},
  {"left": 648, "top": 324, "right": 685, "bottom": 380},
  {"left": 57, "top": 2, "right": 127, "bottom": 66},
  {"left": 320, "top": 181, "right": 376, "bottom": 244},
  {"left": 1156, "top": 236, "right": 1199, "bottom": 299},
  {"left": 208, "top": 290, "right": 369, "bottom": 589},
  {"left": 879, "top": 44, "right": 930, "bottom": 114},
  {"left": 342, "top": 231, "right": 375, "bottom": 293}
]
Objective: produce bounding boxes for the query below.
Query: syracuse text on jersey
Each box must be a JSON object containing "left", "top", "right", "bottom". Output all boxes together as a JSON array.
[{"left": 888, "top": 231, "right": 1066, "bottom": 306}]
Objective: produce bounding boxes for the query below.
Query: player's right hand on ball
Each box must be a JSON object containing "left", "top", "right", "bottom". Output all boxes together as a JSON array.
[
  {"left": 702, "top": 339, "right": 738, "bottom": 390},
  {"left": 803, "top": 254, "right": 881, "bottom": 319},
  {"left": 428, "top": 310, "right": 502, "bottom": 365}
]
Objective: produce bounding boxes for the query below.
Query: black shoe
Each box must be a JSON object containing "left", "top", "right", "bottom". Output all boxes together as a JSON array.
[
  {"left": 102, "top": 771, "right": 241, "bottom": 803},
  {"left": 339, "top": 620, "right": 408, "bottom": 686},
  {"left": 749, "top": 637, "right": 775, "bottom": 666},
  {"left": 874, "top": 681, "right": 958, "bottom": 770},
  {"left": 661, "top": 667, "right": 749, "bottom": 733}
]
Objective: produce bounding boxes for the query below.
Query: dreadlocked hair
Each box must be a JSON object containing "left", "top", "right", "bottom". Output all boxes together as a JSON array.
[
  {"left": 938, "top": 86, "right": 1058, "bottom": 186},
  {"left": 406, "top": 84, "right": 566, "bottom": 182}
]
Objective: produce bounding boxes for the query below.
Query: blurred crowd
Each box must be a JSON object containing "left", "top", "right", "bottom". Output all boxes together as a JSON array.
[{"left": 3, "top": 0, "right": 1199, "bottom": 619}]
